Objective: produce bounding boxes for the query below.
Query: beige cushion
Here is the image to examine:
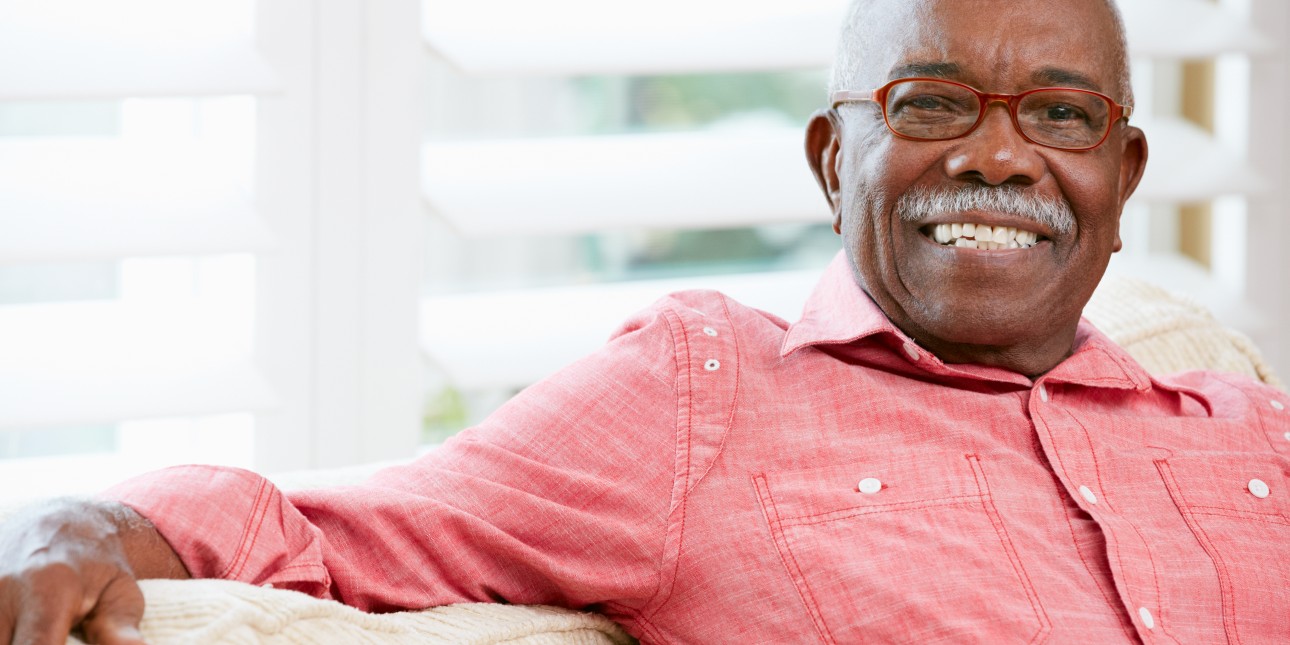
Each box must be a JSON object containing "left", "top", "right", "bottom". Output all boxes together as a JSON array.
[{"left": 1086, "top": 274, "right": 1284, "bottom": 390}]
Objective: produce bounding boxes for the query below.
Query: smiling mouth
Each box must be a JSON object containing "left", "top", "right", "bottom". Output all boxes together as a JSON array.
[{"left": 921, "top": 222, "right": 1047, "bottom": 250}]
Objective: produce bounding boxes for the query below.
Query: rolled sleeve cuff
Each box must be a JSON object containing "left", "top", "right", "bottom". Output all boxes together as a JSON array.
[{"left": 104, "top": 465, "right": 332, "bottom": 598}]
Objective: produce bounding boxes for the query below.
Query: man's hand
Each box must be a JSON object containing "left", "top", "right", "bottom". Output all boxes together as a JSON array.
[{"left": 0, "top": 500, "right": 189, "bottom": 645}]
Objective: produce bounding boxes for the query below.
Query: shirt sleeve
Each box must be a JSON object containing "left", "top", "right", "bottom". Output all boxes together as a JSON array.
[{"left": 105, "top": 299, "right": 685, "bottom": 613}]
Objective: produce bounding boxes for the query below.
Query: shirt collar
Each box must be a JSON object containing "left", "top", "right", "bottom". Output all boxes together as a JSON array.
[
  {"left": 1047, "top": 321, "right": 1154, "bottom": 391},
  {"left": 780, "top": 252, "right": 901, "bottom": 358},
  {"left": 781, "top": 251, "right": 1153, "bottom": 391}
]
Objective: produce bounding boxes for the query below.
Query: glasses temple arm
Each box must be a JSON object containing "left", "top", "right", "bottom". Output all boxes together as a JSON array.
[{"left": 830, "top": 90, "right": 880, "bottom": 110}]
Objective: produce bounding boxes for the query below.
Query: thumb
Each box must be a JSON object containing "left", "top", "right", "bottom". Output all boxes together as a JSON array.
[{"left": 78, "top": 576, "right": 146, "bottom": 645}]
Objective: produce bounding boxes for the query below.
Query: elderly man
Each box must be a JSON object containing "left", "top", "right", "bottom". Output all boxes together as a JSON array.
[{"left": 4, "top": 0, "right": 1289, "bottom": 642}]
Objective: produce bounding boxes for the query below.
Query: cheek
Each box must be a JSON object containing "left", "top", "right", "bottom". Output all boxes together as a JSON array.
[
  {"left": 840, "top": 199, "right": 881, "bottom": 273},
  {"left": 1052, "top": 158, "right": 1125, "bottom": 241}
]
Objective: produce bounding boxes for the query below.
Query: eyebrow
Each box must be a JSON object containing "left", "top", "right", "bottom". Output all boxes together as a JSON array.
[
  {"left": 888, "top": 62, "right": 962, "bottom": 81},
  {"left": 1032, "top": 67, "right": 1101, "bottom": 92}
]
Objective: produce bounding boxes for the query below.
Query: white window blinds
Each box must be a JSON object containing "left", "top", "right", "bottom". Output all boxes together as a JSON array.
[{"left": 0, "top": 0, "right": 276, "bottom": 497}]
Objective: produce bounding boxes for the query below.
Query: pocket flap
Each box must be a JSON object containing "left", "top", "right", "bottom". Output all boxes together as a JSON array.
[
  {"left": 757, "top": 450, "right": 983, "bottom": 524},
  {"left": 1159, "top": 452, "right": 1290, "bottom": 522}
]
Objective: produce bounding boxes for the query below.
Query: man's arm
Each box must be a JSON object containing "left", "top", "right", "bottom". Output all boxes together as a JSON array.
[
  {"left": 97, "top": 299, "right": 684, "bottom": 613},
  {"left": 0, "top": 293, "right": 688, "bottom": 640},
  {"left": 0, "top": 498, "right": 188, "bottom": 645}
]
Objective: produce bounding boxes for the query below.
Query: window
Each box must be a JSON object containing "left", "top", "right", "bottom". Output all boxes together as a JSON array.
[
  {"left": 1, "top": 1, "right": 1285, "bottom": 500},
  {"left": 0, "top": 0, "right": 271, "bottom": 501}
]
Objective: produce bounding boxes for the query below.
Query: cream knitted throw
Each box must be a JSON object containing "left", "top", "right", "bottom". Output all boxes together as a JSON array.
[
  {"left": 21, "top": 275, "right": 1282, "bottom": 643},
  {"left": 65, "top": 580, "right": 634, "bottom": 645}
]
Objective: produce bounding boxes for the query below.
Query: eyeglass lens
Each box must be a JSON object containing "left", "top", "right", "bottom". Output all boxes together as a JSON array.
[{"left": 884, "top": 80, "right": 1112, "bottom": 149}]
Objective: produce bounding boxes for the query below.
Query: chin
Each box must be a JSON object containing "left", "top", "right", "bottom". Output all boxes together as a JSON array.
[{"left": 912, "top": 301, "right": 1060, "bottom": 350}]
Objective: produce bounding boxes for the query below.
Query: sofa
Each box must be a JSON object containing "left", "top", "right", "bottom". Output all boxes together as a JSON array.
[{"left": 9, "top": 274, "right": 1281, "bottom": 644}]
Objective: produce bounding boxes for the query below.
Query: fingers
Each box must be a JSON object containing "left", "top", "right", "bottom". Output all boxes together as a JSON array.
[
  {"left": 79, "top": 576, "right": 146, "bottom": 645},
  {"left": 1, "top": 570, "right": 146, "bottom": 645},
  {"left": 81, "top": 617, "right": 146, "bottom": 645},
  {"left": 11, "top": 613, "right": 74, "bottom": 645},
  {"left": 0, "top": 501, "right": 157, "bottom": 645},
  {"left": 7, "top": 585, "right": 77, "bottom": 645}
]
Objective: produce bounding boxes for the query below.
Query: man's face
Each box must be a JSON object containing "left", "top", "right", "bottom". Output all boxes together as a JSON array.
[{"left": 808, "top": 0, "right": 1147, "bottom": 376}]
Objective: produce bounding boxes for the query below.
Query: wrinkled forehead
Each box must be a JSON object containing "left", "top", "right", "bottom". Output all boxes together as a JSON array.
[{"left": 850, "top": 0, "right": 1123, "bottom": 95}]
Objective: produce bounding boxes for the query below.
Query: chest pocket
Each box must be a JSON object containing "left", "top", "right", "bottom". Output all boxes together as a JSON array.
[
  {"left": 1156, "top": 452, "right": 1290, "bottom": 642},
  {"left": 753, "top": 452, "right": 1049, "bottom": 645}
]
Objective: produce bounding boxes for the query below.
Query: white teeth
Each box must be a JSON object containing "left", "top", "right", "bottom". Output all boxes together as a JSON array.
[{"left": 927, "top": 222, "right": 1043, "bottom": 249}]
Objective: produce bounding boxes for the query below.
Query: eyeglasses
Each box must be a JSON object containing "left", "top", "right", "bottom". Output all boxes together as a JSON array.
[{"left": 831, "top": 78, "right": 1133, "bottom": 152}]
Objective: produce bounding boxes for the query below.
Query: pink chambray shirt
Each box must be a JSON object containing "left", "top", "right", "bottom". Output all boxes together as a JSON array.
[{"left": 110, "top": 253, "right": 1290, "bottom": 644}]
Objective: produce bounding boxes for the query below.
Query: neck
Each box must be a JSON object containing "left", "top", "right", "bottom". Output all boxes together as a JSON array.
[{"left": 904, "top": 323, "right": 1080, "bottom": 378}]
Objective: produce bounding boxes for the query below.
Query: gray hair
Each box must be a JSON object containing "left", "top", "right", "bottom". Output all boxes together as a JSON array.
[{"left": 827, "top": 0, "right": 1134, "bottom": 105}]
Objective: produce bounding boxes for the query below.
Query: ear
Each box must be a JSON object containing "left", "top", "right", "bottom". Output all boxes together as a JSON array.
[
  {"left": 805, "top": 109, "right": 844, "bottom": 234},
  {"left": 1111, "top": 124, "right": 1148, "bottom": 253}
]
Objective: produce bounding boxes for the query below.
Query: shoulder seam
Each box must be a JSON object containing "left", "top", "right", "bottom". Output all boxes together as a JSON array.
[{"left": 641, "top": 302, "right": 687, "bottom": 613}]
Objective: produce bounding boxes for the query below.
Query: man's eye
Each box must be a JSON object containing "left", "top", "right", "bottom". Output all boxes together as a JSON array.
[
  {"left": 1044, "top": 104, "right": 1088, "bottom": 123},
  {"left": 904, "top": 95, "right": 955, "bottom": 111}
]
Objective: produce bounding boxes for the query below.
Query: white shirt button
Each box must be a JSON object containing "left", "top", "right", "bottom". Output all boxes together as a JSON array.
[
  {"left": 1078, "top": 485, "right": 1098, "bottom": 505},
  {"left": 858, "top": 478, "right": 882, "bottom": 494},
  {"left": 1038, "top": 383, "right": 1050, "bottom": 402},
  {"left": 1283, "top": 432, "right": 1290, "bottom": 442},
  {"left": 902, "top": 343, "right": 921, "bottom": 361},
  {"left": 1249, "top": 478, "right": 1270, "bottom": 499},
  {"left": 704, "top": 359, "right": 721, "bottom": 371},
  {"left": 703, "top": 326, "right": 718, "bottom": 337},
  {"left": 1272, "top": 399, "right": 1286, "bottom": 411},
  {"left": 1138, "top": 607, "right": 1155, "bottom": 630}
]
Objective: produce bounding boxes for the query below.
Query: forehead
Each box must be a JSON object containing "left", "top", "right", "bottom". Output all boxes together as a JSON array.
[{"left": 856, "top": 0, "right": 1122, "bottom": 93}]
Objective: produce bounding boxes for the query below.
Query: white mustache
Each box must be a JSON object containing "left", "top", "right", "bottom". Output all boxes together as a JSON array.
[{"left": 894, "top": 186, "right": 1075, "bottom": 234}]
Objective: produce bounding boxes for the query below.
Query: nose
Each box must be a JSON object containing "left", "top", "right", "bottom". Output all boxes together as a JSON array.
[{"left": 943, "top": 101, "right": 1046, "bottom": 186}]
